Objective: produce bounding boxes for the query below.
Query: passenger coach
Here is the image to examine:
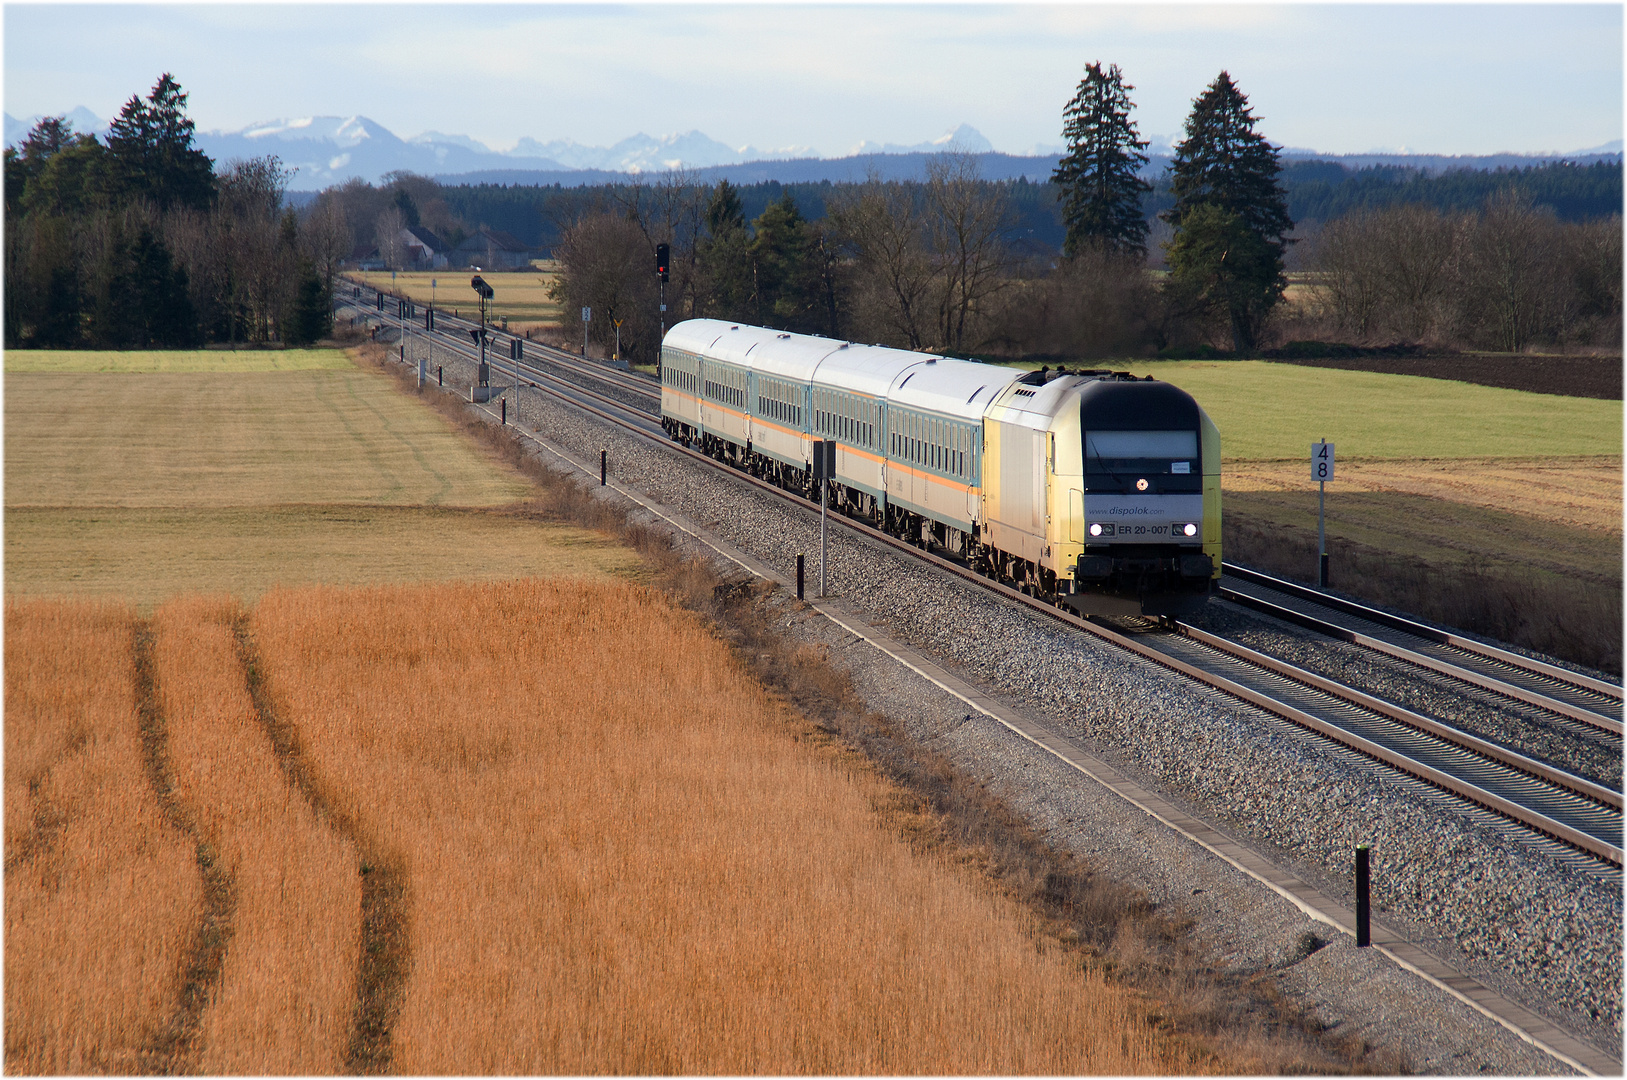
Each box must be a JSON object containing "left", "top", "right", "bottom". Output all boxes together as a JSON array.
[{"left": 659, "top": 319, "right": 1220, "bottom": 616}]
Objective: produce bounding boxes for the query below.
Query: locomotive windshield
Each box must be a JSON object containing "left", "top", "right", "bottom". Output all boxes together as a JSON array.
[{"left": 1085, "top": 429, "right": 1198, "bottom": 475}]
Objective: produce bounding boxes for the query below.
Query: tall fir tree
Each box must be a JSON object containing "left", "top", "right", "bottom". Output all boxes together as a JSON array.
[
  {"left": 103, "top": 73, "right": 215, "bottom": 211},
  {"left": 1052, "top": 62, "right": 1152, "bottom": 258},
  {"left": 697, "top": 179, "right": 752, "bottom": 319},
  {"left": 1161, "top": 71, "right": 1293, "bottom": 351},
  {"left": 748, "top": 194, "right": 820, "bottom": 332},
  {"left": 283, "top": 257, "right": 332, "bottom": 345}
]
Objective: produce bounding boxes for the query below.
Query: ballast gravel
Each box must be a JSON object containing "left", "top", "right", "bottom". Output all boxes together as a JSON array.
[{"left": 407, "top": 342, "right": 1622, "bottom": 1069}]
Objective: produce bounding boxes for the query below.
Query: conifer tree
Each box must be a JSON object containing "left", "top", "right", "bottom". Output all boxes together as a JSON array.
[
  {"left": 1162, "top": 71, "right": 1293, "bottom": 350},
  {"left": 749, "top": 194, "right": 819, "bottom": 332},
  {"left": 284, "top": 257, "right": 332, "bottom": 345},
  {"left": 1053, "top": 62, "right": 1151, "bottom": 258},
  {"left": 103, "top": 73, "right": 215, "bottom": 211},
  {"left": 697, "top": 179, "right": 752, "bottom": 319}
]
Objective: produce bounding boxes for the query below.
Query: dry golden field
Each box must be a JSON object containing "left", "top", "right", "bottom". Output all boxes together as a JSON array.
[
  {"left": 4, "top": 600, "right": 201, "bottom": 1074},
  {"left": 153, "top": 595, "right": 359, "bottom": 1073},
  {"left": 249, "top": 578, "right": 1189, "bottom": 1074},
  {"left": 6, "top": 581, "right": 1199, "bottom": 1075},
  {"left": 347, "top": 269, "right": 563, "bottom": 330}
]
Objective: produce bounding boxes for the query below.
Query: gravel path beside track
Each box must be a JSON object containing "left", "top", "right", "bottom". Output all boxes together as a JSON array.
[{"left": 411, "top": 341, "right": 1623, "bottom": 1070}]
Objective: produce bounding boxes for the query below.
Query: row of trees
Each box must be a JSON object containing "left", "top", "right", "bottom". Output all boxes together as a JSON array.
[
  {"left": 1313, "top": 195, "right": 1622, "bottom": 351},
  {"left": 300, "top": 172, "right": 474, "bottom": 271},
  {"left": 548, "top": 154, "right": 1025, "bottom": 365},
  {"left": 3, "top": 75, "right": 340, "bottom": 348}
]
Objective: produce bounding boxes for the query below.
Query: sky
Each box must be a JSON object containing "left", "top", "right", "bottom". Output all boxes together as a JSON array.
[{"left": 3, "top": 3, "right": 1622, "bottom": 158}]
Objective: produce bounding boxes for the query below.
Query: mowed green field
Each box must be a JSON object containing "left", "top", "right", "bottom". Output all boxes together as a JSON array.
[
  {"left": 1122, "top": 360, "right": 1622, "bottom": 461},
  {"left": 5, "top": 349, "right": 642, "bottom": 607}
]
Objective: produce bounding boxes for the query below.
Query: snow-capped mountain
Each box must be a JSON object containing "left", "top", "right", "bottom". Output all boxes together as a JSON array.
[
  {"left": 511, "top": 130, "right": 813, "bottom": 172},
  {"left": 4, "top": 106, "right": 108, "bottom": 145},
  {"left": 6, "top": 109, "right": 1619, "bottom": 189},
  {"left": 845, "top": 122, "right": 994, "bottom": 156},
  {"left": 4, "top": 110, "right": 985, "bottom": 183}
]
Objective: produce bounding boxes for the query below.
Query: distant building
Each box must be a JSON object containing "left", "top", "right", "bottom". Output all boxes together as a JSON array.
[
  {"left": 451, "top": 226, "right": 532, "bottom": 270},
  {"left": 348, "top": 243, "right": 386, "bottom": 271},
  {"left": 402, "top": 226, "right": 450, "bottom": 270}
]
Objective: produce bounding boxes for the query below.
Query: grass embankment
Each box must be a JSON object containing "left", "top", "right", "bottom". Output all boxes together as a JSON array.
[
  {"left": 4, "top": 349, "right": 640, "bottom": 609},
  {"left": 1133, "top": 361, "right": 1623, "bottom": 673},
  {"left": 4, "top": 600, "right": 201, "bottom": 1073},
  {"left": 251, "top": 578, "right": 1188, "bottom": 1074},
  {"left": 347, "top": 269, "right": 562, "bottom": 332}
]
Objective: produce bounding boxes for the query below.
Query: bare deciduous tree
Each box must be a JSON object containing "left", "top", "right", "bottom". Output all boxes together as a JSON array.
[
  {"left": 924, "top": 153, "right": 1013, "bottom": 352},
  {"left": 374, "top": 205, "right": 407, "bottom": 271},
  {"left": 300, "top": 196, "right": 350, "bottom": 290},
  {"left": 549, "top": 211, "right": 658, "bottom": 361},
  {"left": 829, "top": 174, "right": 935, "bottom": 349},
  {"left": 1311, "top": 210, "right": 1387, "bottom": 339},
  {"left": 1455, "top": 190, "right": 1560, "bottom": 353}
]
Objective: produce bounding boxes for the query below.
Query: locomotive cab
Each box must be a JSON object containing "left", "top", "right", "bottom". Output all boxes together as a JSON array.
[{"left": 1067, "top": 378, "right": 1221, "bottom": 616}]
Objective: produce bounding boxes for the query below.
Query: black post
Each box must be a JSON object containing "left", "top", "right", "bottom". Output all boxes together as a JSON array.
[
  {"left": 796, "top": 554, "right": 804, "bottom": 600},
  {"left": 501, "top": 397, "right": 506, "bottom": 425},
  {"left": 1320, "top": 552, "right": 1330, "bottom": 588},
  {"left": 600, "top": 450, "right": 607, "bottom": 487},
  {"left": 437, "top": 365, "right": 443, "bottom": 386},
  {"left": 1355, "top": 845, "right": 1371, "bottom": 947}
]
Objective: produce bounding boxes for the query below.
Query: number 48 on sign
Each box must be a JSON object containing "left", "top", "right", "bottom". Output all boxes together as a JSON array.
[{"left": 1312, "top": 440, "right": 1335, "bottom": 481}]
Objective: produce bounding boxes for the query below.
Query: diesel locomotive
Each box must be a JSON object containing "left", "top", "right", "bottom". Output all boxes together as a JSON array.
[{"left": 659, "top": 320, "right": 1220, "bottom": 616}]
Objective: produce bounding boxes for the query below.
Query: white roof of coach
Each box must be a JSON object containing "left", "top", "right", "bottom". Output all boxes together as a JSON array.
[
  {"left": 663, "top": 319, "right": 732, "bottom": 356},
  {"left": 809, "top": 343, "right": 922, "bottom": 398},
  {"left": 663, "top": 321, "right": 1022, "bottom": 419},
  {"left": 890, "top": 358, "right": 1018, "bottom": 422},
  {"left": 665, "top": 319, "right": 845, "bottom": 381}
]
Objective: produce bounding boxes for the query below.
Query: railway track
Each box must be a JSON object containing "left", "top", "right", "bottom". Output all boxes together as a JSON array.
[
  {"left": 343, "top": 284, "right": 1625, "bottom": 868},
  {"left": 1218, "top": 565, "right": 1622, "bottom": 735}
]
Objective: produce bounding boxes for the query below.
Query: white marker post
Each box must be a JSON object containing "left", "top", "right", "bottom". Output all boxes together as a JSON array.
[
  {"left": 581, "top": 306, "right": 591, "bottom": 356},
  {"left": 1312, "top": 439, "right": 1335, "bottom": 587}
]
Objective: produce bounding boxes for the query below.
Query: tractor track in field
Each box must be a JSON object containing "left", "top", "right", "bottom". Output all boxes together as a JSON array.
[
  {"left": 230, "top": 616, "right": 411, "bottom": 1075},
  {"left": 132, "top": 620, "right": 236, "bottom": 1076}
]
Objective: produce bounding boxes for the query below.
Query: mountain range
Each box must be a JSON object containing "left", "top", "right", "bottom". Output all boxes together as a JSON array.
[{"left": 5, "top": 109, "right": 1620, "bottom": 191}]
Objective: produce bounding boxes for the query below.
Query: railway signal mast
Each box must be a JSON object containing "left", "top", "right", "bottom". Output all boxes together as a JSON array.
[
  {"left": 656, "top": 243, "right": 669, "bottom": 365},
  {"left": 471, "top": 275, "right": 494, "bottom": 393}
]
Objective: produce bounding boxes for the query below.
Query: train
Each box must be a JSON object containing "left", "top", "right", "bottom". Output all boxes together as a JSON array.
[{"left": 658, "top": 319, "right": 1221, "bottom": 616}]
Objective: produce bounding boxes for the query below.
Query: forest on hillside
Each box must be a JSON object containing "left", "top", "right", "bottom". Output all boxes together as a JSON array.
[{"left": 410, "top": 158, "right": 1623, "bottom": 256}]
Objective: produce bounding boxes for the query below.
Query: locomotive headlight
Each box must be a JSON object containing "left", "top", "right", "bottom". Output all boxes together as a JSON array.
[
  {"left": 1181, "top": 523, "right": 1199, "bottom": 538},
  {"left": 1088, "top": 523, "right": 1103, "bottom": 537}
]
